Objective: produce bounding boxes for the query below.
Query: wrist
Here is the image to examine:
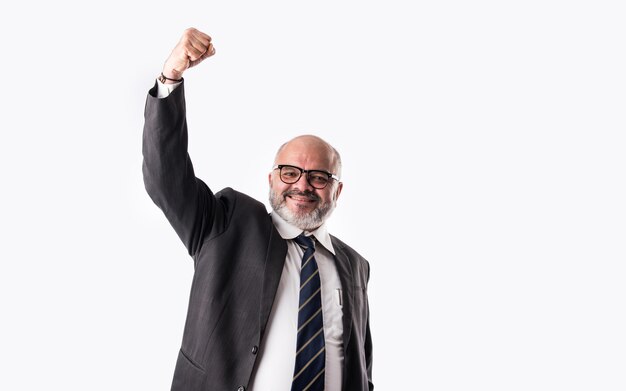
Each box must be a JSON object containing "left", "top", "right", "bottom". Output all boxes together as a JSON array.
[{"left": 158, "top": 72, "right": 183, "bottom": 85}]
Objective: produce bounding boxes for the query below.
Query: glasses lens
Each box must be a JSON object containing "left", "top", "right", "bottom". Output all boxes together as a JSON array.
[
  {"left": 308, "top": 171, "right": 330, "bottom": 189},
  {"left": 280, "top": 166, "right": 301, "bottom": 184}
]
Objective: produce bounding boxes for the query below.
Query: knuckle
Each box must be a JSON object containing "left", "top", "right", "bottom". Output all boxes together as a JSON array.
[{"left": 182, "top": 28, "right": 196, "bottom": 40}]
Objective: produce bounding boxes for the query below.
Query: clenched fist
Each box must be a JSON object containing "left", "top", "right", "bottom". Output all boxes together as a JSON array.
[{"left": 162, "top": 28, "right": 215, "bottom": 82}]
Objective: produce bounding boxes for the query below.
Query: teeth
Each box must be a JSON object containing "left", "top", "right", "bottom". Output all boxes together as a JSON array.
[{"left": 289, "top": 195, "right": 314, "bottom": 202}]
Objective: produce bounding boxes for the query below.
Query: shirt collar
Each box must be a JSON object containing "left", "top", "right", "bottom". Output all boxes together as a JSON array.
[{"left": 270, "top": 212, "right": 336, "bottom": 255}]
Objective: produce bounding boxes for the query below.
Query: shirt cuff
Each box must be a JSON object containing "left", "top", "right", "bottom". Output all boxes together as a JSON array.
[{"left": 156, "top": 79, "right": 182, "bottom": 98}]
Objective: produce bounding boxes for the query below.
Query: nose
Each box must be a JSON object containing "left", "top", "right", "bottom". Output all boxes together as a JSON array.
[{"left": 294, "top": 171, "right": 315, "bottom": 191}]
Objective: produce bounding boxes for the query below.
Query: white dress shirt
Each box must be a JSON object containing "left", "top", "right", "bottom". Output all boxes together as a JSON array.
[
  {"left": 249, "top": 212, "right": 344, "bottom": 391},
  {"left": 156, "top": 80, "right": 344, "bottom": 390},
  {"left": 155, "top": 79, "right": 181, "bottom": 98}
]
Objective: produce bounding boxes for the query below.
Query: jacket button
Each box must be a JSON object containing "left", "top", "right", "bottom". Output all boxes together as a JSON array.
[
  {"left": 251, "top": 345, "right": 258, "bottom": 355},
  {"left": 237, "top": 387, "right": 245, "bottom": 391}
]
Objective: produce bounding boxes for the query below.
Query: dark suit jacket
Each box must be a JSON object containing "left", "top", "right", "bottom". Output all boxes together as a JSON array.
[{"left": 142, "top": 82, "right": 373, "bottom": 391}]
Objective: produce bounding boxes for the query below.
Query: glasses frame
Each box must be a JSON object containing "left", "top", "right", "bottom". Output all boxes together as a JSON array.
[{"left": 273, "top": 164, "right": 340, "bottom": 189}]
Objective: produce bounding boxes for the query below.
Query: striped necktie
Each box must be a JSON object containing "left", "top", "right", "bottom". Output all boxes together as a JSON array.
[{"left": 291, "top": 234, "right": 326, "bottom": 391}]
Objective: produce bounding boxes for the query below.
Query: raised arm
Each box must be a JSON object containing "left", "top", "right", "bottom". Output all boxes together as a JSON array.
[{"left": 142, "top": 28, "right": 220, "bottom": 257}]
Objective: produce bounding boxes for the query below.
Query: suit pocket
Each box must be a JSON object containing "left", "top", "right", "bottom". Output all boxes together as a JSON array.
[
  {"left": 171, "top": 349, "right": 206, "bottom": 391},
  {"left": 352, "top": 285, "right": 367, "bottom": 308},
  {"left": 350, "top": 284, "right": 369, "bottom": 331}
]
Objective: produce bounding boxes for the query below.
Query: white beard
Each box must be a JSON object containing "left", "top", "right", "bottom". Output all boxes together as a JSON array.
[{"left": 269, "top": 188, "right": 336, "bottom": 231}]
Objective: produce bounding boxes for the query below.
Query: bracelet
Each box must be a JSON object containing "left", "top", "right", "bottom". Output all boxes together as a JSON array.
[{"left": 158, "top": 72, "right": 183, "bottom": 83}]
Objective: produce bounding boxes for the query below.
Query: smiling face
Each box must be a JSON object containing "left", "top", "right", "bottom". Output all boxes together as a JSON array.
[{"left": 269, "top": 135, "right": 343, "bottom": 231}]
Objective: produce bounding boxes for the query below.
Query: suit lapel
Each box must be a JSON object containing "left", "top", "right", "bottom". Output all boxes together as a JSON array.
[
  {"left": 260, "top": 230, "right": 356, "bottom": 353},
  {"left": 332, "top": 238, "right": 355, "bottom": 353},
  {"left": 259, "top": 222, "right": 288, "bottom": 339}
]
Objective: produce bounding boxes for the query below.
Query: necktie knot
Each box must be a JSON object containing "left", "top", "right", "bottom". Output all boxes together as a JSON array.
[{"left": 294, "top": 233, "right": 315, "bottom": 250}]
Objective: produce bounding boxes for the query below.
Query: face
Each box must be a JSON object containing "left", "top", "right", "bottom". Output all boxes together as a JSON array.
[{"left": 268, "top": 137, "right": 343, "bottom": 231}]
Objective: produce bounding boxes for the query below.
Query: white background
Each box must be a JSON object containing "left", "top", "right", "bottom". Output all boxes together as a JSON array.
[{"left": 1, "top": 0, "right": 625, "bottom": 390}]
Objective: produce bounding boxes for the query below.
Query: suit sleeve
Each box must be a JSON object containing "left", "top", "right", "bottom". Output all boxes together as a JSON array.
[
  {"left": 365, "top": 261, "right": 374, "bottom": 390},
  {"left": 142, "top": 82, "right": 223, "bottom": 256}
]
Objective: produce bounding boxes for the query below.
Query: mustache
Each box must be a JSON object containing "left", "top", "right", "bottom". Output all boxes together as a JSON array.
[{"left": 282, "top": 190, "right": 320, "bottom": 201}]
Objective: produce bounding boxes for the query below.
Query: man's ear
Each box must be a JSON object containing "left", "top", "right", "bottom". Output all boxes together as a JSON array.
[{"left": 334, "top": 182, "right": 343, "bottom": 201}]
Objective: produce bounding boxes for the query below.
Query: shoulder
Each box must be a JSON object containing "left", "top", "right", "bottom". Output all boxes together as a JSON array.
[
  {"left": 215, "top": 187, "right": 266, "bottom": 212},
  {"left": 330, "top": 235, "right": 371, "bottom": 279},
  {"left": 330, "top": 235, "right": 367, "bottom": 260},
  {"left": 213, "top": 187, "right": 270, "bottom": 226}
]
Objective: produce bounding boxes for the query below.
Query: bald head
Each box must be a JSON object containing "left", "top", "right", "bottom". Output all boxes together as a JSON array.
[{"left": 274, "top": 135, "right": 342, "bottom": 179}]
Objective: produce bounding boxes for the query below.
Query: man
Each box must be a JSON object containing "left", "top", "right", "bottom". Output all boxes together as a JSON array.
[{"left": 143, "top": 28, "right": 373, "bottom": 391}]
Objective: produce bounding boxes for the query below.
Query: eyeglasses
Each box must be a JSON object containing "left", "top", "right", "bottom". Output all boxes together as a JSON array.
[{"left": 273, "top": 164, "right": 340, "bottom": 189}]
